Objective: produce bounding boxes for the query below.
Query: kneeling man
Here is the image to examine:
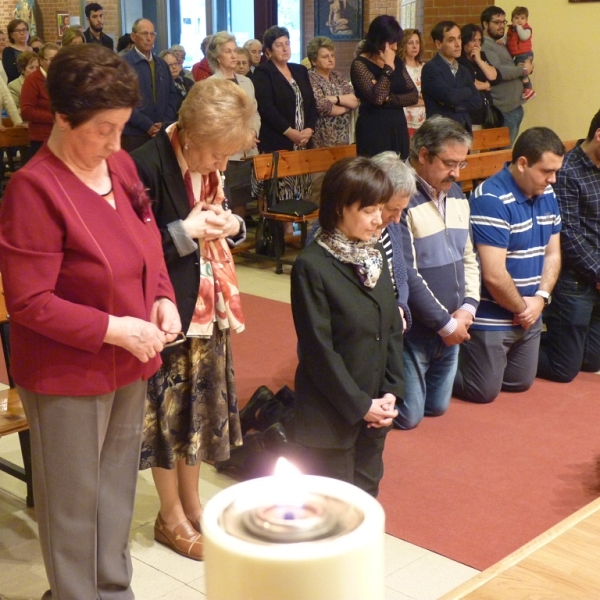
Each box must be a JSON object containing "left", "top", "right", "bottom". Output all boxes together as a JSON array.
[{"left": 454, "top": 127, "right": 563, "bottom": 403}]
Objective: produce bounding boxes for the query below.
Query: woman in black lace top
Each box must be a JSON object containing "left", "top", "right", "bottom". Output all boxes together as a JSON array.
[{"left": 351, "top": 16, "right": 418, "bottom": 158}]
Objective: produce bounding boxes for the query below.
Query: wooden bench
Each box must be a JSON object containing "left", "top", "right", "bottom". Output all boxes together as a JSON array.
[
  {"left": 471, "top": 127, "right": 511, "bottom": 152},
  {"left": 0, "top": 118, "right": 29, "bottom": 187},
  {"left": 240, "top": 144, "right": 357, "bottom": 273},
  {"left": 0, "top": 276, "right": 33, "bottom": 507},
  {"left": 458, "top": 139, "right": 579, "bottom": 193}
]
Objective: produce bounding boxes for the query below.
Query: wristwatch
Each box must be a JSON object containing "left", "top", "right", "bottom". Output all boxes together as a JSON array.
[{"left": 535, "top": 290, "right": 551, "bottom": 305}]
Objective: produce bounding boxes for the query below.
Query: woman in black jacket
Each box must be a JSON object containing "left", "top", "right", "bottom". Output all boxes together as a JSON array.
[
  {"left": 458, "top": 24, "right": 502, "bottom": 130},
  {"left": 132, "top": 79, "right": 254, "bottom": 561},
  {"left": 291, "top": 157, "right": 404, "bottom": 497},
  {"left": 252, "top": 25, "right": 317, "bottom": 202}
]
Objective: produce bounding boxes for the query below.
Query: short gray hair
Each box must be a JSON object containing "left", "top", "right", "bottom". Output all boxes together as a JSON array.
[
  {"left": 410, "top": 115, "right": 472, "bottom": 160},
  {"left": 170, "top": 44, "right": 185, "bottom": 54},
  {"left": 371, "top": 152, "right": 417, "bottom": 197},
  {"left": 158, "top": 50, "right": 177, "bottom": 61},
  {"left": 243, "top": 38, "right": 262, "bottom": 50},
  {"left": 207, "top": 31, "right": 237, "bottom": 72}
]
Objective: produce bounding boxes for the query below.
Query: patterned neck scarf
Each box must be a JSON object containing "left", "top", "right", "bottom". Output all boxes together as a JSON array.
[
  {"left": 316, "top": 228, "right": 383, "bottom": 288},
  {"left": 167, "top": 124, "right": 245, "bottom": 338}
]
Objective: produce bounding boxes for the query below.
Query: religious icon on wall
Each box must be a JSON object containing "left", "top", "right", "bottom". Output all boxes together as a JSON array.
[
  {"left": 13, "top": 0, "right": 37, "bottom": 36},
  {"left": 57, "top": 12, "right": 70, "bottom": 37},
  {"left": 315, "top": 0, "right": 363, "bottom": 41}
]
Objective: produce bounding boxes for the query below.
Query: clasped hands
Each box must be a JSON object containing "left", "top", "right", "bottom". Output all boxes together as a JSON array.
[
  {"left": 364, "top": 392, "right": 398, "bottom": 429},
  {"left": 106, "top": 298, "right": 182, "bottom": 363},
  {"left": 514, "top": 295, "right": 543, "bottom": 329},
  {"left": 183, "top": 201, "right": 240, "bottom": 241}
]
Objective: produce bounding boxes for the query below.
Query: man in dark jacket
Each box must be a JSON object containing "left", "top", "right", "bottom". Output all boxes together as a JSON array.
[
  {"left": 421, "top": 21, "right": 482, "bottom": 133},
  {"left": 83, "top": 3, "right": 114, "bottom": 50},
  {"left": 121, "top": 18, "right": 178, "bottom": 152}
]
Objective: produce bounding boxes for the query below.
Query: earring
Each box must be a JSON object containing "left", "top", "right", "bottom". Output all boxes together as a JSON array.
[{"left": 184, "top": 143, "right": 189, "bottom": 150}]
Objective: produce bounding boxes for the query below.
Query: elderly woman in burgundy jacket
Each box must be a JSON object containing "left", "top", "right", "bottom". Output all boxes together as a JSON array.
[{"left": 0, "top": 45, "right": 180, "bottom": 600}]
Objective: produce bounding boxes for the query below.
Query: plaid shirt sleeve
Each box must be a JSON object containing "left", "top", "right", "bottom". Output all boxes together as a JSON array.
[{"left": 554, "top": 147, "right": 600, "bottom": 283}]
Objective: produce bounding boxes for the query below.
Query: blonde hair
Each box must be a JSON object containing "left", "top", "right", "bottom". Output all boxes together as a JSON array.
[
  {"left": 178, "top": 79, "right": 255, "bottom": 153},
  {"left": 207, "top": 30, "right": 237, "bottom": 73},
  {"left": 61, "top": 26, "right": 85, "bottom": 47}
]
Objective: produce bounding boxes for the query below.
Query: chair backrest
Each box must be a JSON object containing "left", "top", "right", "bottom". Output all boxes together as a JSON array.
[
  {"left": 0, "top": 126, "right": 29, "bottom": 149},
  {"left": 253, "top": 145, "right": 357, "bottom": 182},
  {"left": 471, "top": 127, "right": 511, "bottom": 152}
]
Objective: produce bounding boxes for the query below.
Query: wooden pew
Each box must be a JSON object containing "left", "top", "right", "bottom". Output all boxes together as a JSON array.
[
  {"left": 242, "top": 145, "right": 357, "bottom": 273},
  {"left": 0, "top": 275, "right": 33, "bottom": 507},
  {"left": 458, "top": 139, "right": 579, "bottom": 193},
  {"left": 471, "top": 127, "right": 511, "bottom": 152},
  {"left": 0, "top": 119, "right": 29, "bottom": 183}
]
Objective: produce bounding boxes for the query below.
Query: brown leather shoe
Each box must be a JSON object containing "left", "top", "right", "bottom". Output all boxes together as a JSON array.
[{"left": 154, "top": 513, "right": 204, "bottom": 561}]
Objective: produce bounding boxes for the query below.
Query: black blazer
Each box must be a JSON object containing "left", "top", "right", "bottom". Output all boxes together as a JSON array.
[
  {"left": 291, "top": 242, "right": 405, "bottom": 450},
  {"left": 252, "top": 60, "right": 317, "bottom": 152},
  {"left": 131, "top": 130, "right": 200, "bottom": 331},
  {"left": 421, "top": 53, "right": 482, "bottom": 132}
]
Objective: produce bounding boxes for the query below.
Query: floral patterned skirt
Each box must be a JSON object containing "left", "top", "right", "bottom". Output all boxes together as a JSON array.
[{"left": 139, "top": 329, "right": 243, "bottom": 470}]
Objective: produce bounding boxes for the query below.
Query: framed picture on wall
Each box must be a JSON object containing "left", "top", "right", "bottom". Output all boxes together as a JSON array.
[
  {"left": 57, "top": 12, "right": 70, "bottom": 38},
  {"left": 315, "top": 0, "right": 363, "bottom": 41},
  {"left": 568, "top": 0, "right": 600, "bottom": 2}
]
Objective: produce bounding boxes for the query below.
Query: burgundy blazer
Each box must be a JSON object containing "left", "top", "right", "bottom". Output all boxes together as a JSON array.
[
  {"left": 20, "top": 68, "right": 53, "bottom": 142},
  {"left": 0, "top": 146, "right": 175, "bottom": 396}
]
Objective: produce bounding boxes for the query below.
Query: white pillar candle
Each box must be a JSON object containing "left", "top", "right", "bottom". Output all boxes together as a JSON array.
[{"left": 202, "top": 474, "right": 385, "bottom": 600}]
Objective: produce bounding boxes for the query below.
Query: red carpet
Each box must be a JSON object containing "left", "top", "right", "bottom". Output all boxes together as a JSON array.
[
  {"left": 231, "top": 293, "right": 600, "bottom": 570},
  {"left": 2, "top": 294, "right": 598, "bottom": 570},
  {"left": 230, "top": 293, "right": 298, "bottom": 403}
]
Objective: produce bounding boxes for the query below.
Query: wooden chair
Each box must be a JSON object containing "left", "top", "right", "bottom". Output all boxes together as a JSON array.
[
  {"left": 0, "top": 275, "right": 33, "bottom": 507},
  {"left": 250, "top": 144, "right": 357, "bottom": 273},
  {"left": 471, "top": 127, "right": 511, "bottom": 152}
]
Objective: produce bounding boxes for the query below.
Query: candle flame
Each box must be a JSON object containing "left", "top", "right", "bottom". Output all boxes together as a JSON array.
[
  {"left": 274, "top": 457, "right": 301, "bottom": 477},
  {"left": 272, "top": 457, "right": 306, "bottom": 509}
]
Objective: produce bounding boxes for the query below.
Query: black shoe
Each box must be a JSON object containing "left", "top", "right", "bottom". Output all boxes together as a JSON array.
[
  {"left": 214, "top": 431, "right": 265, "bottom": 474},
  {"left": 275, "top": 385, "right": 295, "bottom": 407},
  {"left": 239, "top": 386, "right": 276, "bottom": 434},
  {"left": 262, "top": 422, "right": 288, "bottom": 452}
]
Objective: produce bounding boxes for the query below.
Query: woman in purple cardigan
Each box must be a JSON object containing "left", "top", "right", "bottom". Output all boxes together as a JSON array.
[{"left": 0, "top": 45, "right": 180, "bottom": 600}]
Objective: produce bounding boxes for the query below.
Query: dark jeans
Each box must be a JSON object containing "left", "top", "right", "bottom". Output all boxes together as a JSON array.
[{"left": 537, "top": 271, "right": 600, "bottom": 383}]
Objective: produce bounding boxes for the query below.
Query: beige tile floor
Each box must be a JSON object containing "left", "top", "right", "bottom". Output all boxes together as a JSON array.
[{"left": 0, "top": 261, "right": 478, "bottom": 600}]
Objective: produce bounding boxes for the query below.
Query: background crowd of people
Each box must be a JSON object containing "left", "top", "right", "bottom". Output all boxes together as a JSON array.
[{"left": 1, "top": 4, "right": 599, "bottom": 600}]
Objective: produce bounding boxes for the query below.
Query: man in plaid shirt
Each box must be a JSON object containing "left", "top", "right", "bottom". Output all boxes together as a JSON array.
[{"left": 537, "top": 109, "right": 600, "bottom": 382}]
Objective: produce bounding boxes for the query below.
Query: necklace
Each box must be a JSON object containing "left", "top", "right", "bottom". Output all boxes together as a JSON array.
[{"left": 100, "top": 186, "right": 113, "bottom": 197}]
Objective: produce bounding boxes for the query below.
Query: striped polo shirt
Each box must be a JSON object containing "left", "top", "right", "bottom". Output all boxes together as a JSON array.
[{"left": 470, "top": 163, "right": 561, "bottom": 330}]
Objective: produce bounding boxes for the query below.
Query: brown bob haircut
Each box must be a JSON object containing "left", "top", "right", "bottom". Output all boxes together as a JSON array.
[
  {"left": 319, "top": 156, "right": 393, "bottom": 233},
  {"left": 47, "top": 44, "right": 140, "bottom": 129}
]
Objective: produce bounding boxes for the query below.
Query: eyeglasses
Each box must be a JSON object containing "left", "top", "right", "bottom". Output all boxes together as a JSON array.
[
  {"left": 164, "top": 332, "right": 187, "bottom": 348},
  {"left": 166, "top": 62, "right": 180, "bottom": 68},
  {"left": 13, "top": 28, "right": 29, "bottom": 33},
  {"left": 136, "top": 31, "right": 157, "bottom": 38},
  {"left": 435, "top": 155, "right": 469, "bottom": 170},
  {"left": 490, "top": 19, "right": 508, "bottom": 25}
]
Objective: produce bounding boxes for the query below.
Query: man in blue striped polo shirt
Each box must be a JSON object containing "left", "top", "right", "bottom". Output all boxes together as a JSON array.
[{"left": 454, "top": 127, "right": 563, "bottom": 403}]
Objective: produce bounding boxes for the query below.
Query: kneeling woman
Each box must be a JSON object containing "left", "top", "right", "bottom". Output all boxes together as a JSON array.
[{"left": 290, "top": 157, "right": 404, "bottom": 497}]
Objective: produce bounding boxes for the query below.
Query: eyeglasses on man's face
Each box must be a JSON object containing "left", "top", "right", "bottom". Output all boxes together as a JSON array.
[
  {"left": 13, "top": 28, "right": 29, "bottom": 34},
  {"left": 136, "top": 31, "right": 157, "bottom": 38},
  {"left": 434, "top": 155, "right": 469, "bottom": 171},
  {"left": 490, "top": 19, "right": 508, "bottom": 26}
]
